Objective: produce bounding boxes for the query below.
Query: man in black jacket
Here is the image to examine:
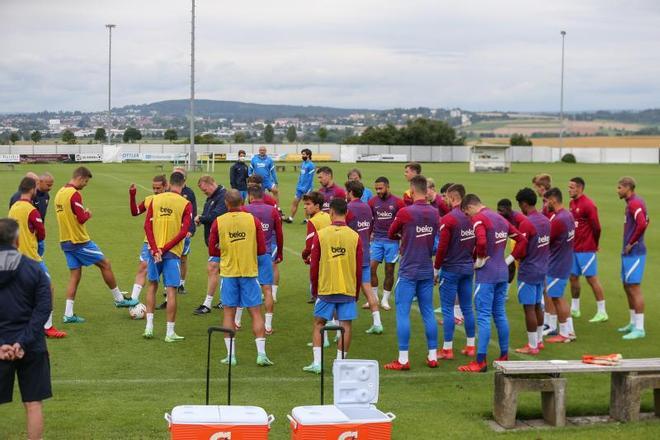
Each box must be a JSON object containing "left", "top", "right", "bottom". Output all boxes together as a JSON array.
[
  {"left": 193, "top": 175, "right": 227, "bottom": 314},
  {"left": 0, "top": 218, "right": 52, "bottom": 440},
  {"left": 230, "top": 150, "right": 249, "bottom": 200}
]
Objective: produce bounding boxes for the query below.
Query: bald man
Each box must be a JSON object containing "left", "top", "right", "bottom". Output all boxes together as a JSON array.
[{"left": 9, "top": 172, "right": 54, "bottom": 223}]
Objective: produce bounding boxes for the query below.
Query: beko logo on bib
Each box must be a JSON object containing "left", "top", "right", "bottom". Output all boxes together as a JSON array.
[
  {"left": 460, "top": 229, "right": 474, "bottom": 238},
  {"left": 416, "top": 225, "right": 433, "bottom": 237},
  {"left": 228, "top": 231, "right": 246, "bottom": 242},
  {"left": 357, "top": 220, "right": 370, "bottom": 229},
  {"left": 495, "top": 231, "right": 508, "bottom": 240},
  {"left": 331, "top": 246, "right": 346, "bottom": 257},
  {"left": 538, "top": 235, "right": 550, "bottom": 246},
  {"left": 159, "top": 207, "right": 173, "bottom": 216},
  {"left": 376, "top": 210, "right": 393, "bottom": 220}
]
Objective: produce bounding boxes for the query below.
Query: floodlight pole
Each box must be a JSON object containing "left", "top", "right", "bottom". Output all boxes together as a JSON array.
[
  {"left": 106, "top": 24, "right": 116, "bottom": 144},
  {"left": 188, "top": 0, "right": 196, "bottom": 170},
  {"left": 559, "top": 30, "right": 566, "bottom": 151}
]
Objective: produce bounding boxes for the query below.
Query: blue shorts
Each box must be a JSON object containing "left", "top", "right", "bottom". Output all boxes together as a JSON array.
[
  {"left": 182, "top": 237, "right": 191, "bottom": 256},
  {"left": 621, "top": 255, "right": 646, "bottom": 285},
  {"left": 221, "top": 277, "right": 262, "bottom": 307},
  {"left": 546, "top": 276, "right": 568, "bottom": 298},
  {"left": 208, "top": 256, "right": 220, "bottom": 263},
  {"left": 271, "top": 245, "right": 279, "bottom": 262},
  {"left": 517, "top": 281, "right": 543, "bottom": 305},
  {"left": 139, "top": 243, "right": 150, "bottom": 262},
  {"left": 314, "top": 299, "right": 358, "bottom": 321},
  {"left": 262, "top": 180, "right": 276, "bottom": 191},
  {"left": 370, "top": 240, "right": 399, "bottom": 264},
  {"left": 571, "top": 252, "right": 598, "bottom": 277},
  {"left": 361, "top": 265, "right": 371, "bottom": 283},
  {"left": 257, "top": 254, "right": 274, "bottom": 285},
  {"left": 147, "top": 257, "right": 181, "bottom": 288},
  {"left": 38, "top": 261, "right": 51, "bottom": 280},
  {"left": 62, "top": 241, "right": 105, "bottom": 270},
  {"left": 295, "top": 188, "right": 311, "bottom": 199}
]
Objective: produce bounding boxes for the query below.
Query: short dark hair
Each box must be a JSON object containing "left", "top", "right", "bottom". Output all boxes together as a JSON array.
[
  {"left": 302, "top": 191, "right": 324, "bottom": 208},
  {"left": 570, "top": 177, "right": 585, "bottom": 188},
  {"left": 440, "top": 182, "right": 454, "bottom": 194},
  {"left": 247, "top": 174, "right": 263, "bottom": 185},
  {"left": 153, "top": 174, "right": 167, "bottom": 186},
  {"left": 170, "top": 172, "right": 186, "bottom": 187},
  {"left": 238, "top": 149, "right": 246, "bottom": 156},
  {"left": 19, "top": 177, "right": 36, "bottom": 194},
  {"left": 405, "top": 162, "right": 422, "bottom": 174},
  {"left": 317, "top": 166, "right": 333, "bottom": 176},
  {"left": 0, "top": 218, "right": 19, "bottom": 246},
  {"left": 345, "top": 180, "right": 364, "bottom": 199},
  {"left": 347, "top": 168, "right": 362, "bottom": 179},
  {"left": 446, "top": 184, "right": 466, "bottom": 199},
  {"left": 497, "top": 198, "right": 512, "bottom": 210},
  {"left": 329, "top": 198, "right": 347, "bottom": 216},
  {"left": 374, "top": 176, "right": 389, "bottom": 185},
  {"left": 515, "top": 187, "right": 537, "bottom": 206},
  {"left": 301, "top": 148, "right": 312, "bottom": 158},
  {"left": 618, "top": 176, "right": 636, "bottom": 190},
  {"left": 247, "top": 184, "right": 264, "bottom": 199},
  {"left": 73, "top": 166, "right": 92, "bottom": 179},
  {"left": 545, "top": 187, "right": 563, "bottom": 203},
  {"left": 460, "top": 194, "right": 481, "bottom": 211},
  {"left": 410, "top": 175, "right": 427, "bottom": 194}
]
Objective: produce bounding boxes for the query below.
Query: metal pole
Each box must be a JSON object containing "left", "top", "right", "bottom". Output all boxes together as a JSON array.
[
  {"left": 559, "top": 30, "right": 566, "bottom": 150},
  {"left": 106, "top": 24, "right": 116, "bottom": 144},
  {"left": 188, "top": 0, "right": 196, "bottom": 170}
]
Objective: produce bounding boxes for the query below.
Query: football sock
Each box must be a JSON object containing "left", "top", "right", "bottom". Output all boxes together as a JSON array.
[
  {"left": 597, "top": 300, "right": 606, "bottom": 314},
  {"left": 550, "top": 314, "right": 558, "bottom": 330},
  {"left": 567, "top": 317, "right": 575, "bottom": 334},
  {"left": 166, "top": 321, "right": 175, "bottom": 337},
  {"left": 255, "top": 337, "right": 266, "bottom": 356},
  {"left": 477, "top": 353, "right": 487, "bottom": 363},
  {"left": 537, "top": 326, "right": 544, "bottom": 343},
  {"left": 454, "top": 304, "right": 464, "bottom": 319},
  {"left": 313, "top": 347, "right": 321, "bottom": 365},
  {"left": 374, "top": 288, "right": 380, "bottom": 300},
  {"left": 398, "top": 350, "right": 409, "bottom": 364},
  {"left": 111, "top": 287, "right": 124, "bottom": 302},
  {"left": 443, "top": 341, "right": 453, "bottom": 350},
  {"left": 272, "top": 285, "right": 278, "bottom": 302},
  {"left": 337, "top": 350, "right": 345, "bottom": 360},
  {"left": 265, "top": 313, "right": 273, "bottom": 331},
  {"left": 224, "top": 338, "right": 235, "bottom": 358},
  {"left": 44, "top": 312, "right": 53, "bottom": 329},
  {"left": 629, "top": 309, "right": 635, "bottom": 325},
  {"left": 466, "top": 337, "right": 475, "bottom": 347},
  {"left": 571, "top": 298, "right": 580, "bottom": 312},
  {"left": 372, "top": 311, "right": 382, "bottom": 327},
  {"left": 559, "top": 321, "right": 569, "bottom": 338},
  {"left": 528, "top": 332, "right": 538, "bottom": 349},
  {"left": 635, "top": 313, "right": 644, "bottom": 331},
  {"left": 179, "top": 280, "right": 185, "bottom": 287},
  {"left": 203, "top": 295, "right": 213, "bottom": 308},
  {"left": 323, "top": 331, "right": 329, "bottom": 346},
  {"left": 145, "top": 313, "right": 154, "bottom": 332},
  {"left": 64, "top": 299, "right": 74, "bottom": 317},
  {"left": 428, "top": 349, "right": 437, "bottom": 361},
  {"left": 382, "top": 290, "right": 391, "bottom": 303},
  {"left": 131, "top": 284, "right": 142, "bottom": 301},
  {"left": 235, "top": 307, "right": 243, "bottom": 326}
]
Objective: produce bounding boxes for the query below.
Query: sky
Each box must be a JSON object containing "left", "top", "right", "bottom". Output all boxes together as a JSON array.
[{"left": 2, "top": 0, "right": 660, "bottom": 113}]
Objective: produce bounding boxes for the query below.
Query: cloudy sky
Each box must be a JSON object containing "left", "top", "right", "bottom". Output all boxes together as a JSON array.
[{"left": 2, "top": 0, "right": 659, "bottom": 113}]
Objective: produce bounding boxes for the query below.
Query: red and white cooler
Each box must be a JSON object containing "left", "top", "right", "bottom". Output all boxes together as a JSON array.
[
  {"left": 165, "top": 405, "right": 274, "bottom": 439},
  {"left": 288, "top": 360, "right": 396, "bottom": 439}
]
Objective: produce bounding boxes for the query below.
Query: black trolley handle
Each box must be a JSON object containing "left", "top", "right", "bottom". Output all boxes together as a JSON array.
[
  {"left": 207, "top": 326, "right": 236, "bottom": 405},
  {"left": 320, "top": 324, "right": 345, "bottom": 405}
]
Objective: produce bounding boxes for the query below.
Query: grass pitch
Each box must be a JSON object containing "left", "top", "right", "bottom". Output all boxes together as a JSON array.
[{"left": 1, "top": 161, "right": 659, "bottom": 439}]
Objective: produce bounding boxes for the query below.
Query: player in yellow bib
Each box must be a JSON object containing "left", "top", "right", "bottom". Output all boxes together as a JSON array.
[
  {"left": 143, "top": 172, "right": 192, "bottom": 342},
  {"left": 8, "top": 177, "right": 67, "bottom": 338},
  {"left": 303, "top": 198, "right": 363, "bottom": 374},
  {"left": 54, "top": 167, "right": 134, "bottom": 324},
  {"left": 208, "top": 190, "right": 273, "bottom": 366},
  {"left": 127, "top": 175, "right": 168, "bottom": 303}
]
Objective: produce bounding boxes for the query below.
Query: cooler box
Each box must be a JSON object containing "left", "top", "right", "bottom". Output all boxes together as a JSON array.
[
  {"left": 165, "top": 405, "right": 274, "bottom": 439},
  {"left": 288, "top": 360, "right": 396, "bottom": 439}
]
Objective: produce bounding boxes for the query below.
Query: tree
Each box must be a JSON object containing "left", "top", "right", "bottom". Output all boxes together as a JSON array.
[
  {"left": 510, "top": 133, "right": 532, "bottom": 146},
  {"left": 30, "top": 130, "right": 42, "bottom": 143},
  {"left": 318, "top": 126, "right": 328, "bottom": 142},
  {"left": 264, "top": 124, "right": 274, "bottom": 143},
  {"left": 94, "top": 128, "right": 107, "bottom": 143},
  {"left": 9, "top": 132, "right": 20, "bottom": 144},
  {"left": 164, "top": 128, "right": 178, "bottom": 143},
  {"left": 61, "top": 129, "right": 76, "bottom": 144},
  {"left": 343, "top": 118, "right": 463, "bottom": 146},
  {"left": 286, "top": 125, "right": 297, "bottom": 143},
  {"left": 123, "top": 127, "right": 142, "bottom": 143},
  {"left": 233, "top": 132, "right": 247, "bottom": 143}
]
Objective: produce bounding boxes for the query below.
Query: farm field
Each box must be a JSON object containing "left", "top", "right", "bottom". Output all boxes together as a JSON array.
[
  {"left": 1, "top": 161, "right": 659, "bottom": 439},
  {"left": 477, "top": 136, "right": 660, "bottom": 148}
]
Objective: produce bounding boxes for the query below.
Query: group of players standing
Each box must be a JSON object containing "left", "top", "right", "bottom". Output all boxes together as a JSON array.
[{"left": 5, "top": 149, "right": 649, "bottom": 373}]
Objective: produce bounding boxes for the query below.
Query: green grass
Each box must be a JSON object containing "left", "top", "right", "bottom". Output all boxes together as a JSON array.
[{"left": 2, "top": 162, "right": 659, "bottom": 439}]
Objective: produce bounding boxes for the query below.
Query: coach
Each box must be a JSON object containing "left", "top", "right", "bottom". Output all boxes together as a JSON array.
[{"left": 0, "top": 218, "right": 52, "bottom": 439}]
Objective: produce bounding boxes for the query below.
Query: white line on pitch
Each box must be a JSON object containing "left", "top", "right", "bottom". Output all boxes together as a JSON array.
[{"left": 96, "top": 173, "right": 151, "bottom": 191}]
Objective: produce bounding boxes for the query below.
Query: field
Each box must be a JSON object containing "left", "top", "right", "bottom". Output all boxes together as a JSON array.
[
  {"left": 467, "top": 119, "right": 645, "bottom": 136},
  {"left": 479, "top": 136, "right": 660, "bottom": 148},
  {"left": 2, "top": 161, "right": 659, "bottom": 439}
]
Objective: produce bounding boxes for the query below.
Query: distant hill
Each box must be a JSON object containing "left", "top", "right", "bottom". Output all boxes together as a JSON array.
[{"left": 119, "top": 99, "right": 375, "bottom": 120}]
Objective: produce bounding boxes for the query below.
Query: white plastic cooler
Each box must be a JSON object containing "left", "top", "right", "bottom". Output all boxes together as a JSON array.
[
  {"left": 288, "top": 359, "right": 396, "bottom": 439},
  {"left": 166, "top": 404, "right": 274, "bottom": 439}
]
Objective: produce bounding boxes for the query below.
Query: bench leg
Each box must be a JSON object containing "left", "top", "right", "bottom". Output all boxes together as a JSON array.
[
  {"left": 541, "top": 379, "right": 566, "bottom": 427},
  {"left": 655, "top": 388, "right": 660, "bottom": 417},
  {"left": 610, "top": 372, "right": 642, "bottom": 422},
  {"left": 494, "top": 373, "right": 518, "bottom": 429}
]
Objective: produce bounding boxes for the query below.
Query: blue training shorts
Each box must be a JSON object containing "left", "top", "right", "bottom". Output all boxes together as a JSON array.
[
  {"left": 182, "top": 237, "right": 191, "bottom": 256},
  {"left": 63, "top": 241, "right": 105, "bottom": 270},
  {"left": 295, "top": 188, "right": 311, "bottom": 199},
  {"left": 208, "top": 256, "right": 220, "bottom": 263},
  {"left": 571, "top": 252, "right": 598, "bottom": 277},
  {"left": 257, "top": 254, "right": 274, "bottom": 285},
  {"left": 221, "top": 277, "right": 262, "bottom": 308},
  {"left": 361, "top": 265, "right": 371, "bottom": 283},
  {"left": 314, "top": 298, "right": 358, "bottom": 321},
  {"left": 621, "top": 254, "right": 646, "bottom": 285},
  {"left": 517, "top": 281, "right": 543, "bottom": 305},
  {"left": 147, "top": 256, "right": 181, "bottom": 288},
  {"left": 139, "top": 242, "right": 150, "bottom": 262},
  {"left": 370, "top": 239, "right": 399, "bottom": 264},
  {"left": 546, "top": 276, "right": 568, "bottom": 298}
]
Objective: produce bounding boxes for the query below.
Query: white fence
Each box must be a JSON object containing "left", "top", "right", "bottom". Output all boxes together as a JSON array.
[{"left": 0, "top": 144, "right": 658, "bottom": 164}]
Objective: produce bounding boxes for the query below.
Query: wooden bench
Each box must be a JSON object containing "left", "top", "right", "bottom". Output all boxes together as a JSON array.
[
  {"left": 275, "top": 164, "right": 286, "bottom": 173},
  {"left": 493, "top": 358, "right": 660, "bottom": 428},
  {"left": 1, "top": 164, "right": 15, "bottom": 171}
]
